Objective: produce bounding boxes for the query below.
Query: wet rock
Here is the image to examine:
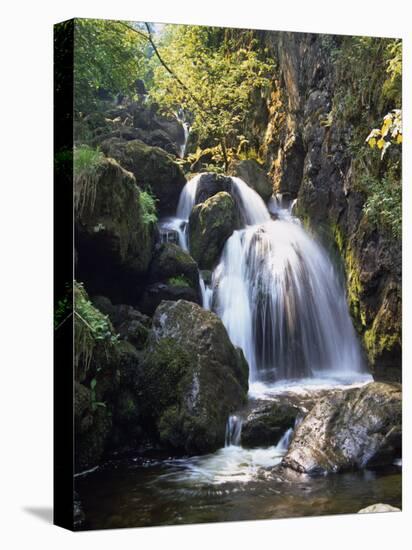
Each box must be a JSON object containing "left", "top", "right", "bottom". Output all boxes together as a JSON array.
[
  {"left": 189, "top": 191, "right": 239, "bottom": 269},
  {"left": 139, "top": 282, "right": 200, "bottom": 316},
  {"left": 75, "top": 157, "right": 154, "bottom": 303},
  {"left": 194, "top": 173, "right": 233, "bottom": 204},
  {"left": 74, "top": 381, "right": 113, "bottom": 472},
  {"left": 358, "top": 503, "right": 401, "bottom": 513},
  {"left": 108, "top": 341, "right": 146, "bottom": 453},
  {"left": 149, "top": 242, "right": 199, "bottom": 289},
  {"left": 91, "top": 295, "right": 151, "bottom": 349},
  {"left": 140, "top": 300, "right": 249, "bottom": 454},
  {"left": 241, "top": 402, "right": 299, "bottom": 448},
  {"left": 228, "top": 159, "right": 273, "bottom": 202},
  {"left": 100, "top": 138, "right": 186, "bottom": 214},
  {"left": 282, "top": 382, "right": 402, "bottom": 475}
]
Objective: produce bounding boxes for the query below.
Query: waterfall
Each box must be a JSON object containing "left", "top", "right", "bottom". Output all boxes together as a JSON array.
[
  {"left": 199, "top": 274, "right": 213, "bottom": 311},
  {"left": 172, "top": 174, "right": 363, "bottom": 384},
  {"left": 225, "top": 415, "right": 243, "bottom": 447},
  {"left": 175, "top": 109, "right": 190, "bottom": 159},
  {"left": 274, "top": 427, "right": 293, "bottom": 453}
]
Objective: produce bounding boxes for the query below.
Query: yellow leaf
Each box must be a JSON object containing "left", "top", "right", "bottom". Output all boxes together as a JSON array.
[
  {"left": 397, "top": 134, "right": 403, "bottom": 144},
  {"left": 377, "top": 138, "right": 385, "bottom": 149},
  {"left": 381, "top": 118, "right": 391, "bottom": 138},
  {"left": 368, "top": 138, "right": 376, "bottom": 148}
]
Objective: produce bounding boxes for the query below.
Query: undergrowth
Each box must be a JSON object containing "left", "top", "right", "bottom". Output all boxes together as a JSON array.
[{"left": 74, "top": 145, "right": 104, "bottom": 216}]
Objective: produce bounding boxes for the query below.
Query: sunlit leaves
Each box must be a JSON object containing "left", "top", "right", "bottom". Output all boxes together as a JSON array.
[
  {"left": 74, "top": 19, "right": 149, "bottom": 112},
  {"left": 149, "top": 25, "right": 274, "bottom": 160},
  {"left": 366, "top": 109, "right": 402, "bottom": 159}
]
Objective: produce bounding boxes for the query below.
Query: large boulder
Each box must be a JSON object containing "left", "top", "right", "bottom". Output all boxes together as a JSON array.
[
  {"left": 75, "top": 157, "right": 154, "bottom": 303},
  {"left": 140, "top": 300, "right": 249, "bottom": 454},
  {"left": 241, "top": 402, "right": 299, "bottom": 448},
  {"left": 282, "top": 382, "right": 402, "bottom": 475},
  {"left": 100, "top": 138, "right": 186, "bottom": 214},
  {"left": 189, "top": 192, "right": 239, "bottom": 269},
  {"left": 228, "top": 159, "right": 273, "bottom": 202},
  {"left": 194, "top": 173, "right": 233, "bottom": 204}
]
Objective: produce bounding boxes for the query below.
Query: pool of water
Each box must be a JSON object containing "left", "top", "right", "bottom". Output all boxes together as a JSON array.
[{"left": 75, "top": 449, "right": 402, "bottom": 530}]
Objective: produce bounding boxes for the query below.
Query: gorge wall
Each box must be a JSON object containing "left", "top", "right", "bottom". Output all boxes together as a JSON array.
[{"left": 254, "top": 32, "right": 401, "bottom": 382}]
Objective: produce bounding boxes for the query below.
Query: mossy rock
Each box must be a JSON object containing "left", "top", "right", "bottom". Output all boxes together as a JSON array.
[
  {"left": 189, "top": 192, "right": 239, "bottom": 270},
  {"left": 100, "top": 138, "right": 186, "bottom": 215},
  {"left": 228, "top": 159, "right": 273, "bottom": 202},
  {"left": 194, "top": 173, "right": 233, "bottom": 204},
  {"left": 149, "top": 242, "right": 199, "bottom": 288},
  {"left": 75, "top": 157, "right": 155, "bottom": 303},
  {"left": 74, "top": 381, "right": 113, "bottom": 472},
  {"left": 140, "top": 300, "right": 249, "bottom": 455}
]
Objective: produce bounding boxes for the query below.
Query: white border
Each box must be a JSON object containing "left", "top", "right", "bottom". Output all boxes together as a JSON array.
[{"left": 0, "top": 1, "right": 410, "bottom": 548}]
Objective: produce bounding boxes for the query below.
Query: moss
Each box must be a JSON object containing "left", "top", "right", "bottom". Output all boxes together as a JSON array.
[
  {"left": 167, "top": 275, "right": 191, "bottom": 287},
  {"left": 363, "top": 285, "right": 401, "bottom": 366},
  {"left": 141, "top": 338, "right": 192, "bottom": 419},
  {"left": 189, "top": 191, "right": 238, "bottom": 269},
  {"left": 332, "top": 223, "right": 346, "bottom": 256}
]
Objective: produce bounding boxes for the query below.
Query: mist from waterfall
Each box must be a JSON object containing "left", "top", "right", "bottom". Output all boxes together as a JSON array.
[{"left": 170, "top": 173, "right": 364, "bottom": 385}]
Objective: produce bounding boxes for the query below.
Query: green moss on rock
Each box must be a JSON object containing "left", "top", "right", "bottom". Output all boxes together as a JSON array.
[
  {"left": 189, "top": 191, "right": 239, "bottom": 270},
  {"left": 141, "top": 300, "right": 249, "bottom": 455},
  {"left": 100, "top": 138, "right": 186, "bottom": 214}
]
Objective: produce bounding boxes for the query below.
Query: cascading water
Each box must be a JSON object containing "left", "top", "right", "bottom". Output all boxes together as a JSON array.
[
  {"left": 162, "top": 173, "right": 365, "bottom": 386},
  {"left": 225, "top": 415, "right": 243, "bottom": 447},
  {"left": 175, "top": 109, "right": 191, "bottom": 159}
]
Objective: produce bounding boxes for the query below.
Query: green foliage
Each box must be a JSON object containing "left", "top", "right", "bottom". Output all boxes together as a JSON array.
[
  {"left": 139, "top": 190, "right": 158, "bottom": 226},
  {"left": 361, "top": 171, "right": 402, "bottom": 239},
  {"left": 331, "top": 36, "right": 402, "bottom": 240},
  {"left": 74, "top": 145, "right": 104, "bottom": 215},
  {"left": 74, "top": 144, "right": 104, "bottom": 173},
  {"left": 54, "top": 283, "right": 72, "bottom": 329},
  {"left": 366, "top": 109, "right": 402, "bottom": 158},
  {"left": 150, "top": 25, "right": 274, "bottom": 168},
  {"left": 74, "top": 282, "right": 119, "bottom": 374},
  {"left": 73, "top": 19, "right": 150, "bottom": 112},
  {"left": 75, "top": 283, "right": 117, "bottom": 343},
  {"left": 167, "top": 275, "right": 191, "bottom": 287}
]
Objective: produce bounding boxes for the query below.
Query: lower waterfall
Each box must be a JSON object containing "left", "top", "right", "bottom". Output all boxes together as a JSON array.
[{"left": 168, "top": 173, "right": 364, "bottom": 385}]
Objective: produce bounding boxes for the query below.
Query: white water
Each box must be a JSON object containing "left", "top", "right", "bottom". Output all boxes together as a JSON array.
[
  {"left": 175, "top": 109, "right": 190, "bottom": 158},
  {"left": 169, "top": 173, "right": 366, "bottom": 385},
  {"left": 161, "top": 425, "right": 294, "bottom": 486}
]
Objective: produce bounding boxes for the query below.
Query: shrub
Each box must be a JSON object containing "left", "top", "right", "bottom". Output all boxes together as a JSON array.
[
  {"left": 74, "top": 281, "right": 119, "bottom": 375},
  {"left": 361, "top": 172, "right": 401, "bottom": 239},
  {"left": 139, "top": 190, "right": 158, "bottom": 226}
]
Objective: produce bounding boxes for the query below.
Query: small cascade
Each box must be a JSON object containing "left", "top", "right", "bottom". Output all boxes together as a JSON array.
[
  {"left": 274, "top": 427, "right": 294, "bottom": 453},
  {"left": 157, "top": 217, "right": 188, "bottom": 249},
  {"left": 199, "top": 273, "right": 213, "bottom": 310},
  {"left": 225, "top": 415, "right": 243, "bottom": 447},
  {"left": 175, "top": 109, "right": 190, "bottom": 159}
]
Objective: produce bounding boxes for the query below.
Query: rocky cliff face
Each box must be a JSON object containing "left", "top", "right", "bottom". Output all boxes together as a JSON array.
[{"left": 257, "top": 32, "right": 401, "bottom": 382}]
